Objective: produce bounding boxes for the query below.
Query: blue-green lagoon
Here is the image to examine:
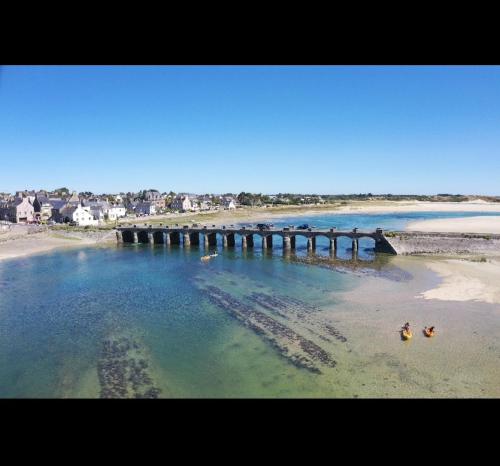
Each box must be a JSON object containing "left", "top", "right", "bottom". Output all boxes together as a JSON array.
[{"left": 1, "top": 211, "right": 499, "bottom": 398}]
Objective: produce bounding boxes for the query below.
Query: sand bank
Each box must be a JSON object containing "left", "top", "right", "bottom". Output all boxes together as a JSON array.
[
  {"left": 420, "top": 258, "right": 500, "bottom": 305},
  {"left": 0, "top": 229, "right": 115, "bottom": 263},
  {"left": 407, "top": 216, "right": 500, "bottom": 234}
]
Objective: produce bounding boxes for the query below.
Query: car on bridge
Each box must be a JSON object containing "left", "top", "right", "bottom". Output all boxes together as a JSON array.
[
  {"left": 297, "top": 224, "right": 311, "bottom": 230},
  {"left": 256, "top": 223, "right": 273, "bottom": 230}
]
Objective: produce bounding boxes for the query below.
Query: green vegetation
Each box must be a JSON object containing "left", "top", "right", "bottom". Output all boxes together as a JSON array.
[{"left": 50, "top": 224, "right": 114, "bottom": 232}]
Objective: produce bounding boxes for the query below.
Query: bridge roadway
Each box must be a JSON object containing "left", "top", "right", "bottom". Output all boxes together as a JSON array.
[{"left": 115, "top": 223, "right": 397, "bottom": 254}]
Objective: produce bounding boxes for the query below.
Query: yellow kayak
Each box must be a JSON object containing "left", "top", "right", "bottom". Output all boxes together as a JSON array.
[
  {"left": 401, "top": 329, "right": 413, "bottom": 340},
  {"left": 424, "top": 328, "right": 435, "bottom": 338}
]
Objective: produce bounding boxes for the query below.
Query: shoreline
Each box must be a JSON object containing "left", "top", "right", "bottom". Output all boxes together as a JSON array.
[
  {"left": 0, "top": 230, "right": 116, "bottom": 263},
  {"left": 2, "top": 200, "right": 500, "bottom": 266}
]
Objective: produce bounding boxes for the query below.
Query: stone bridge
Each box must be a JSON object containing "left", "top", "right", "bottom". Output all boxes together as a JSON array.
[{"left": 115, "top": 224, "right": 398, "bottom": 254}]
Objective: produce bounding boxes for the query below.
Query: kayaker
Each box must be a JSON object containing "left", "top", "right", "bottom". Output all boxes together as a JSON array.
[{"left": 402, "top": 322, "right": 410, "bottom": 331}]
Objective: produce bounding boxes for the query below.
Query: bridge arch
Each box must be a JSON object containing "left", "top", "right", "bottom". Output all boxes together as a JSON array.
[
  {"left": 153, "top": 231, "right": 164, "bottom": 244},
  {"left": 137, "top": 230, "right": 149, "bottom": 244},
  {"left": 122, "top": 230, "right": 134, "bottom": 243}
]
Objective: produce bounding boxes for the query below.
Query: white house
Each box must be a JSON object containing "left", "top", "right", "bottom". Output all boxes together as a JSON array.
[
  {"left": 222, "top": 197, "right": 236, "bottom": 209},
  {"left": 60, "top": 204, "right": 99, "bottom": 226},
  {"left": 107, "top": 205, "right": 126, "bottom": 220}
]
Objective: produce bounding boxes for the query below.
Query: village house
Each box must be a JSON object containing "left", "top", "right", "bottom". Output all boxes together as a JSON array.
[
  {"left": 171, "top": 195, "right": 193, "bottom": 212},
  {"left": 57, "top": 203, "right": 98, "bottom": 226},
  {"left": 50, "top": 200, "right": 71, "bottom": 222},
  {"left": 84, "top": 201, "right": 108, "bottom": 222},
  {"left": 82, "top": 200, "right": 127, "bottom": 223},
  {"left": 33, "top": 193, "right": 55, "bottom": 221},
  {"left": 0, "top": 197, "right": 35, "bottom": 223},
  {"left": 144, "top": 189, "right": 165, "bottom": 209},
  {"left": 135, "top": 201, "right": 156, "bottom": 216},
  {"left": 221, "top": 197, "right": 236, "bottom": 210},
  {"left": 107, "top": 205, "right": 126, "bottom": 220}
]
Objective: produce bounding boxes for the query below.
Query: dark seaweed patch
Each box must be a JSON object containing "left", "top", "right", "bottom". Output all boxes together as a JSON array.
[
  {"left": 204, "top": 286, "right": 337, "bottom": 373},
  {"left": 248, "top": 292, "right": 348, "bottom": 343},
  {"left": 97, "top": 336, "right": 162, "bottom": 399}
]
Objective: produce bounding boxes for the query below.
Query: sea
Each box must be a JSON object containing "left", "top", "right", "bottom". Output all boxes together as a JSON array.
[{"left": 0, "top": 210, "right": 499, "bottom": 398}]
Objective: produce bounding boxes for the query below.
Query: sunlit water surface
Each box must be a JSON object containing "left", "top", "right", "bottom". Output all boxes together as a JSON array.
[{"left": 0, "top": 211, "right": 499, "bottom": 398}]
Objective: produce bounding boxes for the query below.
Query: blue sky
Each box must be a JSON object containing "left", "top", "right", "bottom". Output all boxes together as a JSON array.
[{"left": 1, "top": 65, "right": 499, "bottom": 195}]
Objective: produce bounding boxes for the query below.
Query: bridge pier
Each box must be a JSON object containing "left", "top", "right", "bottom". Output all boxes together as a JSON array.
[
  {"left": 148, "top": 232, "right": 154, "bottom": 245},
  {"left": 290, "top": 236, "right": 296, "bottom": 249},
  {"left": 283, "top": 236, "right": 291, "bottom": 249},
  {"left": 307, "top": 236, "right": 316, "bottom": 251},
  {"left": 329, "top": 237, "right": 337, "bottom": 252},
  {"left": 352, "top": 238, "right": 359, "bottom": 252},
  {"left": 116, "top": 231, "right": 123, "bottom": 243},
  {"left": 204, "top": 232, "right": 217, "bottom": 248},
  {"left": 223, "top": 234, "right": 228, "bottom": 248},
  {"left": 262, "top": 235, "right": 273, "bottom": 249},
  {"left": 183, "top": 232, "right": 191, "bottom": 246},
  {"left": 247, "top": 235, "right": 254, "bottom": 248},
  {"left": 241, "top": 235, "right": 247, "bottom": 249},
  {"left": 171, "top": 232, "right": 180, "bottom": 245},
  {"left": 133, "top": 231, "right": 138, "bottom": 244}
]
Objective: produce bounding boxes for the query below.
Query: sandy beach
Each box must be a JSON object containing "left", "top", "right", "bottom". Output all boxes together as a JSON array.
[
  {"left": 0, "top": 226, "right": 115, "bottom": 263},
  {"left": 407, "top": 215, "right": 500, "bottom": 234},
  {"left": 419, "top": 258, "right": 500, "bottom": 305},
  {"left": 403, "top": 214, "right": 500, "bottom": 304}
]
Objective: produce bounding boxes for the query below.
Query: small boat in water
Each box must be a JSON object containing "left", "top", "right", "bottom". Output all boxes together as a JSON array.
[
  {"left": 401, "top": 329, "right": 413, "bottom": 340},
  {"left": 201, "top": 253, "right": 218, "bottom": 261},
  {"left": 423, "top": 326, "right": 436, "bottom": 337}
]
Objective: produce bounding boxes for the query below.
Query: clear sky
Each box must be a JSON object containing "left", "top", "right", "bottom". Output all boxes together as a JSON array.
[{"left": 1, "top": 65, "right": 499, "bottom": 195}]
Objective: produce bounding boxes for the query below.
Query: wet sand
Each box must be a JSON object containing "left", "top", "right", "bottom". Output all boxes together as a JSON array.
[{"left": 420, "top": 258, "right": 500, "bottom": 305}]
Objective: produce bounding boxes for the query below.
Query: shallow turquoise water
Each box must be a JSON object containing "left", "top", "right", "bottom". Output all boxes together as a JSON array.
[{"left": 1, "top": 211, "right": 499, "bottom": 398}]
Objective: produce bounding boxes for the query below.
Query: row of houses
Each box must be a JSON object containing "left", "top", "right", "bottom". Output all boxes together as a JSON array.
[
  {"left": 0, "top": 192, "right": 127, "bottom": 226},
  {"left": 0, "top": 188, "right": 240, "bottom": 224},
  {"left": 128, "top": 194, "right": 237, "bottom": 215}
]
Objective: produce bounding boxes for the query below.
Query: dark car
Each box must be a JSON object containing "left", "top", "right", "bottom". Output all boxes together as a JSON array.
[
  {"left": 297, "top": 224, "right": 310, "bottom": 230},
  {"left": 256, "top": 223, "right": 273, "bottom": 230}
]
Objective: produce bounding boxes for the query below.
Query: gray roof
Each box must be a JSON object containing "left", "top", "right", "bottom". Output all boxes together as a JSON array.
[{"left": 50, "top": 200, "right": 68, "bottom": 210}]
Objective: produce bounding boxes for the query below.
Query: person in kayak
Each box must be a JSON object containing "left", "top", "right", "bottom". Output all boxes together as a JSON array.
[{"left": 424, "top": 326, "right": 435, "bottom": 336}]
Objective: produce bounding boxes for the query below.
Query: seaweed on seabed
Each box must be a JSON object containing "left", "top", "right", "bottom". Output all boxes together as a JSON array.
[
  {"left": 135, "top": 387, "right": 161, "bottom": 399},
  {"left": 97, "top": 336, "right": 162, "bottom": 399},
  {"left": 204, "top": 285, "right": 338, "bottom": 374}
]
